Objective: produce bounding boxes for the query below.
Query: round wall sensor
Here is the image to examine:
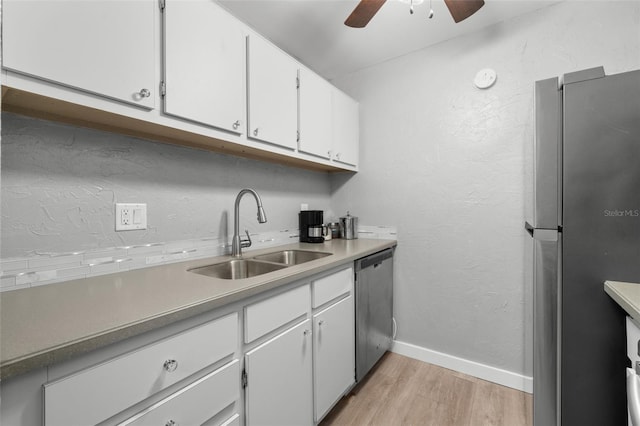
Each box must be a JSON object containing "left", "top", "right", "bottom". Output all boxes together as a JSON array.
[{"left": 474, "top": 68, "right": 497, "bottom": 89}]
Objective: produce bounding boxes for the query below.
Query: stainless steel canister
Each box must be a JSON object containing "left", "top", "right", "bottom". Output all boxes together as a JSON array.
[
  {"left": 340, "top": 212, "right": 358, "bottom": 239},
  {"left": 329, "top": 222, "right": 341, "bottom": 239}
]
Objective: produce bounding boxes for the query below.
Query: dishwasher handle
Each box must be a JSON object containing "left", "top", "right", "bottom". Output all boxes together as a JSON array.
[{"left": 356, "top": 248, "right": 394, "bottom": 271}]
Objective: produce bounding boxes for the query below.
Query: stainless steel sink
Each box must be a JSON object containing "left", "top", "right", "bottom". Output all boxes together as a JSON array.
[
  {"left": 252, "top": 250, "right": 332, "bottom": 265},
  {"left": 189, "top": 259, "right": 287, "bottom": 280},
  {"left": 189, "top": 250, "right": 333, "bottom": 280}
]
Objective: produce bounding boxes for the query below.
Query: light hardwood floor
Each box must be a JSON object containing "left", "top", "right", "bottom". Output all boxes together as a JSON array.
[{"left": 321, "top": 352, "right": 532, "bottom": 426}]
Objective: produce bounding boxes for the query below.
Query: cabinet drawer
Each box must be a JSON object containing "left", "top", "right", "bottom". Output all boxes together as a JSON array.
[
  {"left": 245, "top": 284, "right": 310, "bottom": 343},
  {"left": 44, "top": 312, "right": 238, "bottom": 426},
  {"left": 121, "top": 359, "right": 240, "bottom": 426},
  {"left": 312, "top": 267, "right": 353, "bottom": 308}
]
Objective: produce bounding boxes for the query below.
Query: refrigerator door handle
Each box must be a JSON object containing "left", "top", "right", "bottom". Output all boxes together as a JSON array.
[
  {"left": 533, "top": 230, "right": 560, "bottom": 426},
  {"left": 627, "top": 368, "right": 640, "bottom": 426},
  {"left": 525, "top": 222, "right": 534, "bottom": 237},
  {"left": 525, "top": 222, "right": 559, "bottom": 242}
]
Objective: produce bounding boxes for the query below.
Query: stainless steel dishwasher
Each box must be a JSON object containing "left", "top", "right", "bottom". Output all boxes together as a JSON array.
[{"left": 355, "top": 247, "right": 394, "bottom": 382}]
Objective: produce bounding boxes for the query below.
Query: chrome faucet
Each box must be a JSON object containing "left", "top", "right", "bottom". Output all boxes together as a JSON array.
[{"left": 232, "top": 188, "right": 267, "bottom": 257}]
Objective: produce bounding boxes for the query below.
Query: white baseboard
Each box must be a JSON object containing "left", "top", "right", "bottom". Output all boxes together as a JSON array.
[{"left": 391, "top": 340, "right": 533, "bottom": 394}]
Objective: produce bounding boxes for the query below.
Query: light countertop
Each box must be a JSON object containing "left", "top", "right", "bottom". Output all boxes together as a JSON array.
[
  {"left": 605, "top": 280, "right": 640, "bottom": 321},
  {"left": 0, "top": 239, "right": 396, "bottom": 380}
]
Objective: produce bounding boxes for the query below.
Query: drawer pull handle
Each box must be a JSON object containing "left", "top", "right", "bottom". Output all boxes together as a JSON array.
[{"left": 163, "top": 359, "right": 179, "bottom": 372}]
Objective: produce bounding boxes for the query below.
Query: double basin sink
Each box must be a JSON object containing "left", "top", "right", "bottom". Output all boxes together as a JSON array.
[{"left": 188, "top": 250, "right": 332, "bottom": 280}]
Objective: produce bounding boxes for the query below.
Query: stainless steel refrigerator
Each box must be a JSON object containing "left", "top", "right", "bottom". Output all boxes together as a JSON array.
[{"left": 527, "top": 66, "right": 640, "bottom": 425}]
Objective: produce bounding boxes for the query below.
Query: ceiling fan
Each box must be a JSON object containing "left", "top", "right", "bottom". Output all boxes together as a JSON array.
[{"left": 345, "top": 0, "right": 485, "bottom": 28}]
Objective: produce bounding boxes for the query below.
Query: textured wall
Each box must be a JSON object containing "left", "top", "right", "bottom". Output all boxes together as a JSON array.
[
  {"left": 331, "top": 1, "right": 640, "bottom": 376},
  {"left": 1, "top": 113, "right": 332, "bottom": 258}
]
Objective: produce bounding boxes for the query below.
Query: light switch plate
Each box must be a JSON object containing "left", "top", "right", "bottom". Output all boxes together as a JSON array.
[{"left": 115, "top": 203, "right": 147, "bottom": 231}]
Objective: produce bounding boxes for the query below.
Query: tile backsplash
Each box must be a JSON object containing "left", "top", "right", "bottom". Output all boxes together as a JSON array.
[{"left": 0, "top": 225, "right": 396, "bottom": 292}]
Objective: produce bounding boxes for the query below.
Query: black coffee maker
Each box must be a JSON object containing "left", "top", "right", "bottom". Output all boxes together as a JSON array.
[{"left": 299, "top": 210, "right": 324, "bottom": 243}]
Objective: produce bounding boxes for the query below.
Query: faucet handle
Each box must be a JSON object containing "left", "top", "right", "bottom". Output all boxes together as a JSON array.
[{"left": 241, "top": 229, "right": 252, "bottom": 249}]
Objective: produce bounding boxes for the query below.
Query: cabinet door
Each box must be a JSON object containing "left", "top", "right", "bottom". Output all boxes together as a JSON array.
[
  {"left": 245, "top": 320, "right": 313, "bottom": 426},
  {"left": 298, "top": 68, "right": 332, "bottom": 159},
  {"left": 247, "top": 35, "right": 298, "bottom": 150},
  {"left": 332, "top": 89, "right": 359, "bottom": 166},
  {"left": 2, "top": 0, "right": 156, "bottom": 109},
  {"left": 313, "top": 296, "right": 355, "bottom": 422},
  {"left": 163, "top": 0, "right": 245, "bottom": 134}
]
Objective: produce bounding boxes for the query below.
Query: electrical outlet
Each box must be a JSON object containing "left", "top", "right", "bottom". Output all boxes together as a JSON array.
[
  {"left": 115, "top": 203, "right": 147, "bottom": 231},
  {"left": 121, "top": 207, "right": 131, "bottom": 225}
]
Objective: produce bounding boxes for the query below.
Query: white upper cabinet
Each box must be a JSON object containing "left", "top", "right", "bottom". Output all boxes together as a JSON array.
[
  {"left": 1, "top": 0, "right": 359, "bottom": 171},
  {"left": 163, "top": 0, "right": 246, "bottom": 134},
  {"left": 2, "top": 0, "right": 156, "bottom": 109},
  {"left": 298, "top": 68, "right": 333, "bottom": 160},
  {"left": 247, "top": 35, "right": 299, "bottom": 150},
  {"left": 332, "top": 89, "right": 360, "bottom": 167}
]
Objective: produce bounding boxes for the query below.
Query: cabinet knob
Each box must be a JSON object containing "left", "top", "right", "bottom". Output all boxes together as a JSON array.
[
  {"left": 233, "top": 120, "right": 241, "bottom": 130},
  {"left": 165, "top": 420, "right": 178, "bottom": 426},
  {"left": 335, "top": 152, "right": 341, "bottom": 160},
  {"left": 163, "top": 359, "right": 179, "bottom": 372},
  {"left": 327, "top": 150, "right": 332, "bottom": 158},
  {"left": 138, "top": 88, "right": 151, "bottom": 98},
  {"left": 303, "top": 329, "right": 312, "bottom": 336},
  {"left": 253, "top": 128, "right": 259, "bottom": 136},
  {"left": 318, "top": 320, "right": 324, "bottom": 326}
]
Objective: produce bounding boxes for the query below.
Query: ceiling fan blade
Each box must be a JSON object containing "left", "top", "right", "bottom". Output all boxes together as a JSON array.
[
  {"left": 345, "top": 0, "right": 387, "bottom": 28},
  {"left": 443, "top": 0, "right": 485, "bottom": 23}
]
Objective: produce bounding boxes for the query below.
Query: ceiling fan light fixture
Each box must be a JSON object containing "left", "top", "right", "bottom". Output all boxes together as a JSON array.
[
  {"left": 345, "top": 0, "right": 484, "bottom": 27},
  {"left": 401, "top": 0, "right": 424, "bottom": 15}
]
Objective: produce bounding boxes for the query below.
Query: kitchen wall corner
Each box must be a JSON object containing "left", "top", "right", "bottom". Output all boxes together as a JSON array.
[{"left": 331, "top": 0, "right": 640, "bottom": 380}]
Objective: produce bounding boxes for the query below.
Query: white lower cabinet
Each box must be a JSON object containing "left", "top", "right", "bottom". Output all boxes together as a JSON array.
[
  {"left": 244, "top": 284, "right": 310, "bottom": 344},
  {"left": 313, "top": 295, "right": 355, "bottom": 422},
  {"left": 43, "top": 312, "right": 238, "bottom": 425},
  {"left": 1, "top": 266, "right": 358, "bottom": 426},
  {"left": 121, "top": 359, "right": 240, "bottom": 426},
  {"left": 242, "top": 268, "right": 356, "bottom": 426},
  {"left": 245, "top": 320, "right": 313, "bottom": 426}
]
